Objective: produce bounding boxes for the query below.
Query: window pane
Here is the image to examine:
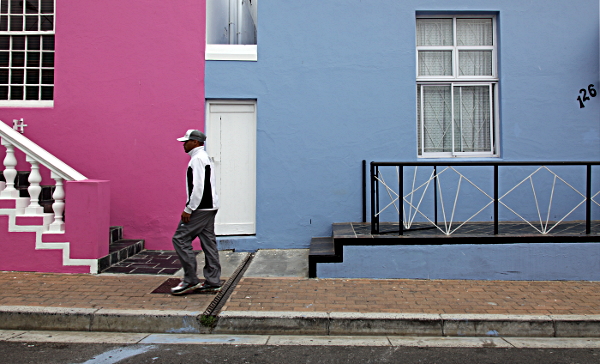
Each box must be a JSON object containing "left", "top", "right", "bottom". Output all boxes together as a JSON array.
[
  {"left": 0, "top": 52, "right": 8, "bottom": 67},
  {"left": 453, "top": 86, "right": 491, "bottom": 153},
  {"left": 421, "top": 86, "right": 452, "bottom": 153},
  {"left": 458, "top": 50, "right": 492, "bottom": 76},
  {"left": 40, "top": 14, "right": 51, "bottom": 30},
  {"left": 12, "top": 35, "right": 24, "bottom": 49},
  {"left": 0, "top": 1, "right": 7, "bottom": 14},
  {"left": 10, "top": 68, "right": 22, "bottom": 83},
  {"left": 9, "top": 15, "right": 21, "bottom": 31},
  {"left": 416, "top": 19, "right": 453, "bottom": 46},
  {"left": 40, "top": 85, "right": 51, "bottom": 99},
  {"left": 0, "top": 85, "right": 7, "bottom": 99},
  {"left": 10, "top": 85, "right": 22, "bottom": 99},
  {"left": 27, "top": 35, "right": 40, "bottom": 49},
  {"left": 41, "top": 51, "right": 52, "bottom": 67},
  {"left": 42, "top": 35, "right": 53, "bottom": 50},
  {"left": 11, "top": 51, "right": 24, "bottom": 66},
  {"left": 25, "top": 15, "right": 37, "bottom": 31},
  {"left": 0, "top": 69, "right": 8, "bottom": 83},
  {"left": 41, "top": 68, "right": 51, "bottom": 84},
  {"left": 26, "top": 51, "right": 38, "bottom": 66},
  {"left": 0, "top": 15, "right": 7, "bottom": 30},
  {"left": 25, "top": 0, "right": 39, "bottom": 14},
  {"left": 418, "top": 51, "right": 452, "bottom": 76},
  {"left": 456, "top": 19, "right": 493, "bottom": 46},
  {"left": 40, "top": 0, "right": 52, "bottom": 14},
  {"left": 10, "top": 0, "right": 22, "bottom": 14},
  {"left": 0, "top": 35, "right": 9, "bottom": 50},
  {"left": 25, "top": 85, "right": 37, "bottom": 99},
  {"left": 25, "top": 68, "right": 38, "bottom": 83}
]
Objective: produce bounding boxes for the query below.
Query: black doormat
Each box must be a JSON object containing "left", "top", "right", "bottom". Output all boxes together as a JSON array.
[{"left": 151, "top": 278, "right": 225, "bottom": 294}]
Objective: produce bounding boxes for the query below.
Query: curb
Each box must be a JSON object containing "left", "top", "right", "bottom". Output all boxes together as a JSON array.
[
  {"left": 213, "top": 311, "right": 600, "bottom": 338},
  {"left": 2, "top": 306, "right": 600, "bottom": 337},
  {"left": 0, "top": 306, "right": 210, "bottom": 334}
]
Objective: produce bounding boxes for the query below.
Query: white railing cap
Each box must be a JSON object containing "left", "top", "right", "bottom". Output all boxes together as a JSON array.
[{"left": 0, "top": 121, "right": 87, "bottom": 181}]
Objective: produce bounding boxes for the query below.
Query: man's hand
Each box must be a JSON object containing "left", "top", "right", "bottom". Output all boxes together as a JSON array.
[{"left": 181, "top": 211, "right": 191, "bottom": 223}]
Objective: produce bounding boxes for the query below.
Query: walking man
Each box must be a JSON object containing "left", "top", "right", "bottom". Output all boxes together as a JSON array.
[{"left": 171, "top": 129, "right": 222, "bottom": 295}]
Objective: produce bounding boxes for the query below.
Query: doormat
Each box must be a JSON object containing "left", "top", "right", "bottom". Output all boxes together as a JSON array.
[{"left": 151, "top": 278, "right": 225, "bottom": 294}]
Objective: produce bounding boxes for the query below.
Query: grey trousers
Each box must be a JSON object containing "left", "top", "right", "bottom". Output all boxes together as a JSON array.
[{"left": 172, "top": 209, "right": 221, "bottom": 286}]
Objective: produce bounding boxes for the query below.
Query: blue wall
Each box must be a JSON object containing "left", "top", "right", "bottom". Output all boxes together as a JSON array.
[{"left": 206, "top": 1, "right": 600, "bottom": 251}]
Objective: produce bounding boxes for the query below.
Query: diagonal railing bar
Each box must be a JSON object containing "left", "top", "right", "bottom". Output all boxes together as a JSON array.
[
  {"left": 370, "top": 161, "right": 599, "bottom": 236},
  {"left": 404, "top": 168, "right": 436, "bottom": 229}
]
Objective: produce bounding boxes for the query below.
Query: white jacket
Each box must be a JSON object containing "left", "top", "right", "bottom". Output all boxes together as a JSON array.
[{"left": 184, "top": 146, "right": 219, "bottom": 213}]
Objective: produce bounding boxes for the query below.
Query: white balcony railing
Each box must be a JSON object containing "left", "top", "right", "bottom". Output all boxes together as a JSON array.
[{"left": 0, "top": 121, "right": 87, "bottom": 232}]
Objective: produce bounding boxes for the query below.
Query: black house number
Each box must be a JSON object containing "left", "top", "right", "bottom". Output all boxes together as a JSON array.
[{"left": 577, "top": 84, "right": 597, "bottom": 108}]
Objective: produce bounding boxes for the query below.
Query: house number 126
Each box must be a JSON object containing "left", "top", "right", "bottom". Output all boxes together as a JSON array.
[{"left": 578, "top": 84, "right": 596, "bottom": 108}]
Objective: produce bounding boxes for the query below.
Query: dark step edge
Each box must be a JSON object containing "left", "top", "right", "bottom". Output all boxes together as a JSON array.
[
  {"left": 109, "top": 226, "right": 123, "bottom": 244},
  {"left": 308, "top": 237, "right": 343, "bottom": 278},
  {"left": 98, "top": 239, "right": 145, "bottom": 272}
]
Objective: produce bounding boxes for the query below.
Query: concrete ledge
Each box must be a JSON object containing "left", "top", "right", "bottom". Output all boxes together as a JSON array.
[
  {"left": 552, "top": 315, "right": 600, "bottom": 337},
  {"left": 329, "top": 313, "right": 442, "bottom": 336},
  {"left": 213, "top": 311, "right": 330, "bottom": 335},
  {"left": 0, "top": 306, "right": 96, "bottom": 331},
  {"left": 442, "top": 314, "right": 555, "bottom": 337},
  {"left": 92, "top": 309, "right": 207, "bottom": 334}
]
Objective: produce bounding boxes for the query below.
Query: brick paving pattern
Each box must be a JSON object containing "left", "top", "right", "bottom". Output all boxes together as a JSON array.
[
  {"left": 224, "top": 277, "right": 600, "bottom": 315},
  {"left": 0, "top": 272, "right": 212, "bottom": 311}
]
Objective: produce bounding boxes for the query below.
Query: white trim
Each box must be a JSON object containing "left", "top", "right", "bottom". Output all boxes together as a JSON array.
[
  {"left": 0, "top": 100, "right": 53, "bottom": 107},
  {"left": 205, "top": 44, "right": 257, "bottom": 61}
]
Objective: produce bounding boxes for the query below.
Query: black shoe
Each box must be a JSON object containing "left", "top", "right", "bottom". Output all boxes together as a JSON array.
[{"left": 170, "top": 281, "right": 202, "bottom": 295}]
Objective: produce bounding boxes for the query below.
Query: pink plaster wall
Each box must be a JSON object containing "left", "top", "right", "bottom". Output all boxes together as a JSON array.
[
  {"left": 0, "top": 180, "right": 109, "bottom": 273},
  {"left": 0, "top": 1, "right": 206, "bottom": 249}
]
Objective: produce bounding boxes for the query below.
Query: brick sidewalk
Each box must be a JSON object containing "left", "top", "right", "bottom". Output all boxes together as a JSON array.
[
  {"left": 0, "top": 272, "right": 211, "bottom": 311},
  {"left": 224, "top": 277, "right": 600, "bottom": 315}
]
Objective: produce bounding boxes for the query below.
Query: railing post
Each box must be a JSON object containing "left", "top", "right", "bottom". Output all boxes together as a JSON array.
[
  {"left": 24, "top": 155, "right": 43, "bottom": 214},
  {"left": 586, "top": 164, "right": 591, "bottom": 234},
  {"left": 494, "top": 164, "right": 499, "bottom": 235},
  {"left": 371, "top": 163, "right": 379, "bottom": 234},
  {"left": 434, "top": 165, "right": 438, "bottom": 226},
  {"left": 0, "top": 138, "right": 18, "bottom": 198},
  {"left": 362, "top": 160, "right": 366, "bottom": 223},
  {"left": 399, "top": 165, "right": 404, "bottom": 235},
  {"left": 48, "top": 172, "right": 65, "bottom": 232}
]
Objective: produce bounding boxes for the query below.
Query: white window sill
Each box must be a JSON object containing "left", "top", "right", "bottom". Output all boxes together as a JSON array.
[
  {"left": 206, "top": 44, "right": 257, "bottom": 61},
  {"left": 0, "top": 100, "right": 53, "bottom": 108},
  {"left": 418, "top": 153, "right": 498, "bottom": 159}
]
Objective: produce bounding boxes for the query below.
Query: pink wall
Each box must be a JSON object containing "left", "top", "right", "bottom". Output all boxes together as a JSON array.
[{"left": 0, "top": 1, "right": 206, "bottom": 249}]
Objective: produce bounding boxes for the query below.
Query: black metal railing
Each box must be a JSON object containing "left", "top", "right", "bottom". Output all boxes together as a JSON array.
[{"left": 368, "top": 161, "right": 600, "bottom": 236}]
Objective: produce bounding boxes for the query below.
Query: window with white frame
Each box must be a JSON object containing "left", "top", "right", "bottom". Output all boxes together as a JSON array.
[
  {"left": 416, "top": 16, "right": 498, "bottom": 157},
  {"left": 206, "top": 0, "right": 257, "bottom": 61},
  {"left": 0, "top": 0, "right": 54, "bottom": 105}
]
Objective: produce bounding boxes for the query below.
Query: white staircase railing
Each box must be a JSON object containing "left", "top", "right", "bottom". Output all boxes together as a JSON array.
[{"left": 0, "top": 120, "right": 87, "bottom": 232}]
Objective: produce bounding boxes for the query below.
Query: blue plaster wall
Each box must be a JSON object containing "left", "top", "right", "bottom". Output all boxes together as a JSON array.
[
  {"left": 205, "top": 1, "right": 600, "bottom": 253},
  {"left": 317, "top": 243, "right": 600, "bottom": 281}
]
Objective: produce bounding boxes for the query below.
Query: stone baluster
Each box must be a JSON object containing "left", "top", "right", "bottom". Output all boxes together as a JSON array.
[
  {"left": 0, "top": 138, "right": 18, "bottom": 198},
  {"left": 25, "top": 156, "right": 43, "bottom": 214},
  {"left": 48, "top": 172, "right": 65, "bottom": 232}
]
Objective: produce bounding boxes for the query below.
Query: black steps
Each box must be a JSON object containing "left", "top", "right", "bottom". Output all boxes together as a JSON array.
[{"left": 97, "top": 226, "right": 145, "bottom": 272}]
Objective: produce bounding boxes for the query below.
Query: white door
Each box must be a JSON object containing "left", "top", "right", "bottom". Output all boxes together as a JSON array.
[{"left": 206, "top": 100, "right": 257, "bottom": 235}]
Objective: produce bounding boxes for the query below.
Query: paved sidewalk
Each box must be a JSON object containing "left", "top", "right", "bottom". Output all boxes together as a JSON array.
[
  {"left": 1, "top": 269, "right": 600, "bottom": 337},
  {"left": 225, "top": 277, "right": 600, "bottom": 315}
]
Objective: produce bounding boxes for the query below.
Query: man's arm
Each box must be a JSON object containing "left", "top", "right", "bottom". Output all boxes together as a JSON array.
[{"left": 181, "top": 157, "right": 206, "bottom": 222}]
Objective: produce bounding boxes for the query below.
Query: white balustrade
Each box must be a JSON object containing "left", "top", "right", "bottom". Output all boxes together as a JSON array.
[
  {"left": 48, "top": 173, "right": 65, "bottom": 232},
  {"left": 24, "top": 155, "right": 43, "bottom": 215},
  {"left": 0, "top": 138, "right": 18, "bottom": 198},
  {"left": 0, "top": 121, "right": 87, "bottom": 231}
]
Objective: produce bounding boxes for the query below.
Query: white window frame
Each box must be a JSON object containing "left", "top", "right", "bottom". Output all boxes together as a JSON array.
[
  {"left": 416, "top": 14, "right": 498, "bottom": 158},
  {"left": 206, "top": 0, "right": 257, "bottom": 62},
  {"left": 0, "top": 0, "right": 55, "bottom": 107}
]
